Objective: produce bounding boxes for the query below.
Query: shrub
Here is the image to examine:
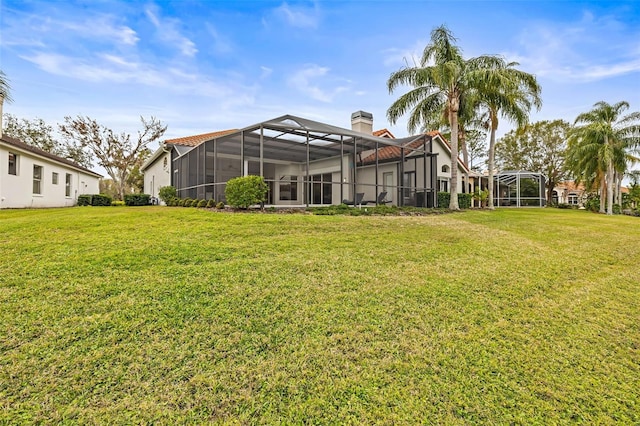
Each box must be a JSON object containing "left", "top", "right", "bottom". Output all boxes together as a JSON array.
[
  {"left": 183, "top": 198, "right": 192, "bottom": 207},
  {"left": 584, "top": 194, "right": 600, "bottom": 212},
  {"left": 216, "top": 201, "right": 225, "bottom": 209},
  {"left": 557, "top": 203, "right": 572, "bottom": 209},
  {"left": 111, "top": 200, "right": 125, "bottom": 206},
  {"left": 190, "top": 199, "right": 200, "bottom": 207},
  {"left": 158, "top": 186, "right": 177, "bottom": 205},
  {"left": 92, "top": 194, "right": 112, "bottom": 206},
  {"left": 437, "top": 192, "right": 471, "bottom": 209},
  {"left": 613, "top": 204, "right": 621, "bottom": 214},
  {"left": 77, "top": 194, "right": 92, "bottom": 206},
  {"left": 197, "top": 199, "right": 208, "bottom": 208},
  {"left": 206, "top": 199, "right": 216, "bottom": 208},
  {"left": 177, "top": 198, "right": 185, "bottom": 207},
  {"left": 124, "top": 194, "right": 151, "bottom": 206},
  {"left": 225, "top": 175, "right": 268, "bottom": 209}
]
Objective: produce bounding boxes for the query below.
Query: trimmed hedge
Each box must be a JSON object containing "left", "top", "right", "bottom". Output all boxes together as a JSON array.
[
  {"left": 124, "top": 194, "right": 151, "bottom": 206},
  {"left": 437, "top": 192, "right": 472, "bottom": 209},
  {"left": 77, "top": 194, "right": 92, "bottom": 206},
  {"left": 91, "top": 194, "right": 112, "bottom": 206}
]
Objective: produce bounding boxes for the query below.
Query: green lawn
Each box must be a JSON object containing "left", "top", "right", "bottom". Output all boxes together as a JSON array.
[{"left": 1, "top": 207, "right": 638, "bottom": 424}]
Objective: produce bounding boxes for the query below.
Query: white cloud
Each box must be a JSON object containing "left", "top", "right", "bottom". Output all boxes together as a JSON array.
[
  {"left": 288, "top": 64, "right": 349, "bottom": 102},
  {"left": 1, "top": 11, "right": 138, "bottom": 47},
  {"left": 505, "top": 12, "right": 640, "bottom": 82},
  {"left": 19, "top": 51, "right": 256, "bottom": 102},
  {"left": 205, "top": 24, "right": 232, "bottom": 54},
  {"left": 382, "top": 39, "right": 426, "bottom": 68},
  {"left": 273, "top": 2, "right": 320, "bottom": 29},
  {"left": 145, "top": 4, "right": 197, "bottom": 57},
  {"left": 260, "top": 66, "right": 273, "bottom": 79}
]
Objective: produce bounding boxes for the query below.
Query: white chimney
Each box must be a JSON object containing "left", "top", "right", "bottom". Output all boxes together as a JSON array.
[{"left": 351, "top": 110, "right": 373, "bottom": 134}]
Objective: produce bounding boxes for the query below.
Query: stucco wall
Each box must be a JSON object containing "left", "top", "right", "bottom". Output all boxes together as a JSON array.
[
  {"left": 143, "top": 151, "right": 171, "bottom": 203},
  {"left": 1, "top": 145, "right": 100, "bottom": 209}
]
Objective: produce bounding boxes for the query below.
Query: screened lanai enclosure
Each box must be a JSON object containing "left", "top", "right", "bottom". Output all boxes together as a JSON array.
[
  {"left": 172, "top": 115, "right": 439, "bottom": 207},
  {"left": 494, "top": 171, "right": 546, "bottom": 207}
]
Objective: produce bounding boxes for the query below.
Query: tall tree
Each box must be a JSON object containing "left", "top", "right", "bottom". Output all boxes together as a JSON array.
[
  {"left": 567, "top": 101, "right": 640, "bottom": 215},
  {"left": 0, "top": 70, "right": 12, "bottom": 138},
  {"left": 387, "top": 25, "right": 521, "bottom": 209},
  {"left": 473, "top": 60, "right": 542, "bottom": 209},
  {"left": 496, "top": 120, "right": 570, "bottom": 205},
  {"left": 2, "top": 114, "right": 94, "bottom": 168},
  {"left": 60, "top": 116, "right": 167, "bottom": 200}
]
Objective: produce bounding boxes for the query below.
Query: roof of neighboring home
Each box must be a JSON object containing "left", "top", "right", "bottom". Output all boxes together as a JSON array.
[
  {"left": 165, "top": 129, "right": 237, "bottom": 147},
  {"left": 360, "top": 130, "right": 470, "bottom": 172},
  {"left": 554, "top": 181, "right": 587, "bottom": 192},
  {"left": 0, "top": 134, "right": 102, "bottom": 177},
  {"left": 373, "top": 128, "right": 395, "bottom": 138}
]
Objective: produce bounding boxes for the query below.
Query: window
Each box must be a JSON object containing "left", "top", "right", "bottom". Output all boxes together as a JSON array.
[
  {"left": 52, "top": 172, "right": 59, "bottom": 184},
  {"left": 65, "top": 173, "right": 72, "bottom": 197},
  {"left": 279, "top": 176, "right": 298, "bottom": 201},
  {"left": 438, "top": 179, "right": 449, "bottom": 192},
  {"left": 441, "top": 164, "right": 450, "bottom": 173},
  {"left": 309, "top": 173, "right": 332, "bottom": 204},
  {"left": 33, "top": 165, "right": 43, "bottom": 194},
  {"left": 403, "top": 171, "right": 415, "bottom": 199},
  {"left": 568, "top": 193, "right": 579, "bottom": 205},
  {"left": 8, "top": 152, "right": 18, "bottom": 175}
]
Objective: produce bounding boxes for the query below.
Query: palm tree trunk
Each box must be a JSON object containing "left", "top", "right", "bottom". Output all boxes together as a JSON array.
[
  {"left": 487, "top": 121, "right": 497, "bottom": 210},
  {"left": 599, "top": 174, "right": 606, "bottom": 213},
  {"left": 459, "top": 127, "right": 469, "bottom": 194},
  {"left": 606, "top": 159, "right": 614, "bottom": 215},
  {"left": 449, "top": 109, "right": 460, "bottom": 210}
]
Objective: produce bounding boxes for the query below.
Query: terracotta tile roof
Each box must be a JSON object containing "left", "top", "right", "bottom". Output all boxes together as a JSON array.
[
  {"left": 554, "top": 181, "right": 586, "bottom": 192},
  {"left": 0, "top": 134, "right": 102, "bottom": 177},
  {"left": 360, "top": 137, "right": 430, "bottom": 164},
  {"left": 372, "top": 128, "right": 395, "bottom": 138},
  {"left": 165, "top": 129, "right": 237, "bottom": 147},
  {"left": 360, "top": 130, "right": 469, "bottom": 172}
]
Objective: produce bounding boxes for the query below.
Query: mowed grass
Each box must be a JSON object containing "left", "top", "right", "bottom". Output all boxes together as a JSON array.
[{"left": 1, "top": 207, "right": 638, "bottom": 424}]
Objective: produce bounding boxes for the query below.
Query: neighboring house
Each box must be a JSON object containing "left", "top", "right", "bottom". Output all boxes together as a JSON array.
[
  {"left": 141, "top": 130, "right": 236, "bottom": 204},
  {"left": 143, "top": 111, "right": 473, "bottom": 207},
  {"left": 0, "top": 134, "right": 101, "bottom": 208},
  {"left": 551, "top": 181, "right": 588, "bottom": 206}
]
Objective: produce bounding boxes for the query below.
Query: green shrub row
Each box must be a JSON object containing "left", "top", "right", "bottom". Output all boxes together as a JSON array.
[
  {"left": 437, "top": 192, "right": 472, "bottom": 209},
  {"left": 77, "top": 194, "right": 113, "bottom": 207},
  {"left": 123, "top": 194, "right": 151, "bottom": 206},
  {"left": 166, "top": 197, "right": 224, "bottom": 209}
]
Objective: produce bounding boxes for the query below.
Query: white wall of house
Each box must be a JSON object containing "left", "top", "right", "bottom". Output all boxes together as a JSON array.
[
  {"left": 0, "top": 143, "right": 100, "bottom": 209},
  {"left": 143, "top": 151, "right": 171, "bottom": 203},
  {"left": 432, "top": 136, "right": 466, "bottom": 194}
]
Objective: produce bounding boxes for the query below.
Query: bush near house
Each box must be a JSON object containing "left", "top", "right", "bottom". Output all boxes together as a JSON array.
[
  {"left": 437, "top": 192, "right": 472, "bottom": 209},
  {"left": 158, "top": 186, "right": 177, "bottom": 205},
  {"left": 91, "top": 194, "right": 112, "bottom": 206},
  {"left": 225, "top": 175, "right": 268, "bottom": 209},
  {"left": 77, "top": 194, "right": 92, "bottom": 206},
  {"left": 123, "top": 194, "right": 151, "bottom": 206},
  {"left": 206, "top": 199, "right": 216, "bottom": 208}
]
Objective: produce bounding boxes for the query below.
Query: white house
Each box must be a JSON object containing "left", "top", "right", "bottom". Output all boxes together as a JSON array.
[
  {"left": 0, "top": 134, "right": 101, "bottom": 209},
  {"left": 141, "top": 129, "right": 236, "bottom": 204},
  {"left": 143, "top": 111, "right": 476, "bottom": 207}
]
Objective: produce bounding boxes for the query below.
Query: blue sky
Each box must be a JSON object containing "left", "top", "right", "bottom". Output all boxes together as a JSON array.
[{"left": 1, "top": 0, "right": 639, "bottom": 157}]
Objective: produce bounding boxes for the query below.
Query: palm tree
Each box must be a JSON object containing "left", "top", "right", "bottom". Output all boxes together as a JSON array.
[
  {"left": 0, "top": 70, "right": 12, "bottom": 138},
  {"left": 473, "top": 61, "right": 542, "bottom": 209},
  {"left": 387, "top": 25, "right": 503, "bottom": 210},
  {"left": 567, "top": 101, "right": 640, "bottom": 215}
]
